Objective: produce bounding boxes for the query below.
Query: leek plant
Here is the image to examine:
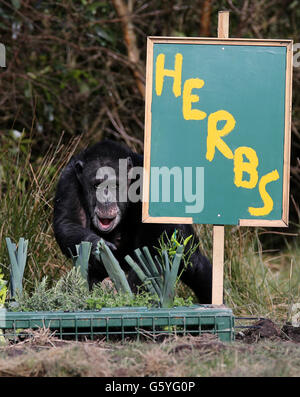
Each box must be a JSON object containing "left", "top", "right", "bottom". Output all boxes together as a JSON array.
[
  {"left": 94, "top": 239, "right": 133, "bottom": 296},
  {"left": 93, "top": 232, "right": 194, "bottom": 308},
  {"left": 5, "top": 237, "right": 28, "bottom": 298},
  {"left": 125, "top": 245, "right": 184, "bottom": 308},
  {"left": 69, "top": 241, "right": 92, "bottom": 286}
]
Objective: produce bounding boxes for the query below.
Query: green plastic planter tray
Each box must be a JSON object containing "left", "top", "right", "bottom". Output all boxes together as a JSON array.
[{"left": 0, "top": 305, "right": 234, "bottom": 342}]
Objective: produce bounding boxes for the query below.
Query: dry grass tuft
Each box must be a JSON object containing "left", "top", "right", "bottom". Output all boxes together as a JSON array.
[{"left": 0, "top": 342, "right": 112, "bottom": 377}]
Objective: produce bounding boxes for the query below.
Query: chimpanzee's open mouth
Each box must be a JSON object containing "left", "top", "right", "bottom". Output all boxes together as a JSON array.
[{"left": 96, "top": 216, "right": 116, "bottom": 231}]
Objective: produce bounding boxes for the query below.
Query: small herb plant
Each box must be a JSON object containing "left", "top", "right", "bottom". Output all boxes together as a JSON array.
[
  {"left": 86, "top": 284, "right": 159, "bottom": 310},
  {"left": 155, "top": 230, "right": 200, "bottom": 275},
  {"left": 7, "top": 268, "right": 90, "bottom": 312},
  {"left": 7, "top": 268, "right": 162, "bottom": 312}
]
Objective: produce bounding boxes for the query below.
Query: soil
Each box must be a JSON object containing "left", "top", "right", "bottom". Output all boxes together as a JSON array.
[
  {"left": 281, "top": 324, "right": 300, "bottom": 343},
  {"left": 236, "top": 318, "right": 300, "bottom": 343},
  {"left": 0, "top": 318, "right": 299, "bottom": 365}
]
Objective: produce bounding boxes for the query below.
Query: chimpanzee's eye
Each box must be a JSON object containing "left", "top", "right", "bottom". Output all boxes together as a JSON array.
[
  {"left": 94, "top": 183, "right": 101, "bottom": 190},
  {"left": 94, "top": 179, "right": 104, "bottom": 189}
]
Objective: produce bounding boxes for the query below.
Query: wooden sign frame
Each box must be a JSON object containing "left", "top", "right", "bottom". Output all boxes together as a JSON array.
[
  {"left": 142, "top": 11, "right": 293, "bottom": 304},
  {"left": 142, "top": 37, "right": 293, "bottom": 228}
]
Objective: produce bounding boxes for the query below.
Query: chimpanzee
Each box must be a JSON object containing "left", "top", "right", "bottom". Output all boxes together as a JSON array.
[{"left": 53, "top": 139, "right": 212, "bottom": 303}]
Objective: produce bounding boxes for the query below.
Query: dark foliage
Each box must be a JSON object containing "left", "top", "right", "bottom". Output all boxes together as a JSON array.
[{"left": 0, "top": 0, "right": 300, "bottom": 225}]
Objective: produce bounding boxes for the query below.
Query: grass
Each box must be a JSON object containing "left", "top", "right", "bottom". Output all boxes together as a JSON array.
[
  {"left": 193, "top": 224, "right": 300, "bottom": 322},
  {"left": 224, "top": 227, "right": 300, "bottom": 322},
  {"left": 0, "top": 331, "right": 299, "bottom": 377},
  {"left": 0, "top": 132, "right": 81, "bottom": 290}
]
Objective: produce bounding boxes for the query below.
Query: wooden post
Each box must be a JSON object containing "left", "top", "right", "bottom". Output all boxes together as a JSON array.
[
  {"left": 211, "top": 10, "right": 229, "bottom": 305},
  {"left": 212, "top": 225, "right": 225, "bottom": 304},
  {"left": 217, "top": 10, "right": 229, "bottom": 39}
]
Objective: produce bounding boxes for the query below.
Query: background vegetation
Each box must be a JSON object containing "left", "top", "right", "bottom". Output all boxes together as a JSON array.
[
  {"left": 1, "top": 1, "right": 300, "bottom": 163},
  {"left": 0, "top": 0, "right": 300, "bottom": 321}
]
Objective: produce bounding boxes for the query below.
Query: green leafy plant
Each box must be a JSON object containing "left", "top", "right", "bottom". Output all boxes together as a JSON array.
[
  {"left": 92, "top": 233, "right": 196, "bottom": 308},
  {"left": 7, "top": 267, "right": 160, "bottom": 312},
  {"left": 122, "top": 230, "right": 201, "bottom": 308},
  {"left": 94, "top": 239, "right": 133, "bottom": 296},
  {"left": 173, "top": 295, "right": 194, "bottom": 307},
  {"left": 125, "top": 244, "right": 185, "bottom": 308},
  {"left": 5, "top": 236, "right": 195, "bottom": 312},
  {"left": 156, "top": 229, "right": 200, "bottom": 274},
  {"left": 9, "top": 276, "right": 55, "bottom": 312},
  {"left": 69, "top": 241, "right": 92, "bottom": 286},
  {"left": 53, "top": 267, "right": 91, "bottom": 311},
  {"left": 8, "top": 268, "right": 90, "bottom": 312},
  {"left": 86, "top": 284, "right": 158, "bottom": 310}
]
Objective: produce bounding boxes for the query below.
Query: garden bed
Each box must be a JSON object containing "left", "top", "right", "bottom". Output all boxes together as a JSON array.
[{"left": 0, "top": 305, "right": 234, "bottom": 343}]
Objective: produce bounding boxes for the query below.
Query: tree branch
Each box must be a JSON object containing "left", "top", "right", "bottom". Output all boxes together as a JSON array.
[
  {"left": 199, "top": 0, "right": 212, "bottom": 37},
  {"left": 112, "top": 0, "right": 145, "bottom": 99}
]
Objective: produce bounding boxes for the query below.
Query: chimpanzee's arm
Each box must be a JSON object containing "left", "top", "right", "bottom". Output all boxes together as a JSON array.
[{"left": 53, "top": 159, "right": 102, "bottom": 256}]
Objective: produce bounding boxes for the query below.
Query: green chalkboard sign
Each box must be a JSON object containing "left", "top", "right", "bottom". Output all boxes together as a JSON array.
[{"left": 143, "top": 37, "right": 293, "bottom": 227}]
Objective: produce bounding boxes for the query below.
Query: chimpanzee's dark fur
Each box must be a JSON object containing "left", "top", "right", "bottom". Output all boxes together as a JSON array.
[{"left": 53, "top": 140, "right": 212, "bottom": 303}]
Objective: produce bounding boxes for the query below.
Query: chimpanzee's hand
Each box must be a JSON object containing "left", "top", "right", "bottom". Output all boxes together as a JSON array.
[{"left": 103, "top": 240, "right": 117, "bottom": 251}]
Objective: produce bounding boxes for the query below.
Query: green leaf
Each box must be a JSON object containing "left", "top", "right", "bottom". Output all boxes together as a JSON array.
[
  {"left": 162, "top": 250, "right": 170, "bottom": 276},
  {"left": 134, "top": 249, "right": 153, "bottom": 279},
  {"left": 161, "top": 245, "right": 184, "bottom": 308},
  {"left": 95, "top": 239, "right": 132, "bottom": 295},
  {"left": 124, "top": 255, "right": 158, "bottom": 298},
  {"left": 133, "top": 249, "right": 162, "bottom": 298},
  {"left": 125, "top": 241, "right": 186, "bottom": 308},
  {"left": 142, "top": 247, "right": 163, "bottom": 290},
  {"left": 69, "top": 241, "right": 91, "bottom": 285},
  {"left": 183, "top": 235, "right": 193, "bottom": 246},
  {"left": 6, "top": 237, "right": 28, "bottom": 298}
]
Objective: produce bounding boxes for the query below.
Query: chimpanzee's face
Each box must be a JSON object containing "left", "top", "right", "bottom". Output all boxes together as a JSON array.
[{"left": 75, "top": 157, "right": 132, "bottom": 233}]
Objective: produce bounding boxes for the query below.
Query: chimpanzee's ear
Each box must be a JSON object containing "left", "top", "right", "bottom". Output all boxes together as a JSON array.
[
  {"left": 127, "top": 156, "right": 133, "bottom": 172},
  {"left": 74, "top": 160, "right": 84, "bottom": 178}
]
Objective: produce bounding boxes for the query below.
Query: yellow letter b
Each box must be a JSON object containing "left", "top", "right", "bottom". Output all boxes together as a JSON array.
[{"left": 234, "top": 146, "right": 259, "bottom": 189}]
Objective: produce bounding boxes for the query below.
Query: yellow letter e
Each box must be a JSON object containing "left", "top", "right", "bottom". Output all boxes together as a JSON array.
[{"left": 182, "top": 78, "right": 207, "bottom": 120}]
